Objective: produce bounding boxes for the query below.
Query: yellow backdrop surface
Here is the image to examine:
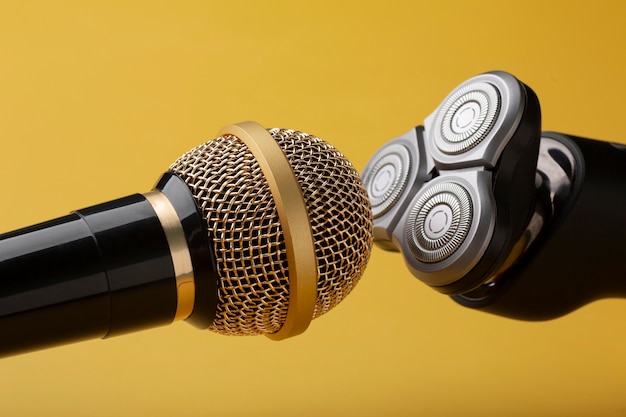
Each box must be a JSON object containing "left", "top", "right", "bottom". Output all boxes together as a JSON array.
[{"left": 0, "top": 1, "right": 625, "bottom": 416}]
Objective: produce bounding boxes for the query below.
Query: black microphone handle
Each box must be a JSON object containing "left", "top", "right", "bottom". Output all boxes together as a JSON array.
[
  {"left": 0, "top": 173, "right": 217, "bottom": 357},
  {"left": 453, "top": 133, "right": 626, "bottom": 319}
]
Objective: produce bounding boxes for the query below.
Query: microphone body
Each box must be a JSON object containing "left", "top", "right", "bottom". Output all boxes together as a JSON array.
[
  {"left": 0, "top": 121, "right": 374, "bottom": 357},
  {"left": 453, "top": 133, "right": 626, "bottom": 319},
  {"left": 0, "top": 173, "right": 216, "bottom": 357}
]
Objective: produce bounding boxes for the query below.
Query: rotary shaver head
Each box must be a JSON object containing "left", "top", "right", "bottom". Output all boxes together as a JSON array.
[{"left": 362, "top": 71, "right": 541, "bottom": 294}]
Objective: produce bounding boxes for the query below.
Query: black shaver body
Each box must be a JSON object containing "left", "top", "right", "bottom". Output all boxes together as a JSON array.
[{"left": 454, "top": 133, "right": 626, "bottom": 319}]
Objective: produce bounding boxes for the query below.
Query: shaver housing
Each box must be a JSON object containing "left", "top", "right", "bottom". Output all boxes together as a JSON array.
[
  {"left": 362, "top": 70, "right": 626, "bottom": 319},
  {"left": 454, "top": 133, "right": 626, "bottom": 319},
  {"left": 362, "top": 71, "right": 541, "bottom": 294}
]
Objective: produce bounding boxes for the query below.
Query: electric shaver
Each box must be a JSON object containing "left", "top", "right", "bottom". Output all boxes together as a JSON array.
[{"left": 362, "top": 71, "right": 626, "bottom": 319}]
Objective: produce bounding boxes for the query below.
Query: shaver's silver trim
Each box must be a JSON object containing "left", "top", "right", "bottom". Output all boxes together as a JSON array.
[
  {"left": 520, "top": 136, "right": 578, "bottom": 253},
  {"left": 468, "top": 134, "right": 580, "bottom": 288},
  {"left": 537, "top": 137, "right": 577, "bottom": 216},
  {"left": 425, "top": 71, "right": 525, "bottom": 169}
]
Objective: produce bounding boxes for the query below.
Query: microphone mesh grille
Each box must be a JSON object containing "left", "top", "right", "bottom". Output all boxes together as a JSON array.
[{"left": 169, "top": 128, "right": 373, "bottom": 336}]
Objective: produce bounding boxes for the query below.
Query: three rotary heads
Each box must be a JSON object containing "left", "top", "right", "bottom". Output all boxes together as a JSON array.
[{"left": 362, "top": 71, "right": 550, "bottom": 295}]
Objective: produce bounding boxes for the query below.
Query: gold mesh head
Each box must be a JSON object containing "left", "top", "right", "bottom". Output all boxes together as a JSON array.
[{"left": 168, "top": 128, "right": 373, "bottom": 336}]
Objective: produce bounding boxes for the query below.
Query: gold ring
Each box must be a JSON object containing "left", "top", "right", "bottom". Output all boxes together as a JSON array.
[
  {"left": 218, "top": 121, "right": 317, "bottom": 340},
  {"left": 144, "top": 191, "right": 195, "bottom": 321}
]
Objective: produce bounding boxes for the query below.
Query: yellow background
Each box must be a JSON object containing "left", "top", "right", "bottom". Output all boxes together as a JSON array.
[{"left": 1, "top": 1, "right": 625, "bottom": 416}]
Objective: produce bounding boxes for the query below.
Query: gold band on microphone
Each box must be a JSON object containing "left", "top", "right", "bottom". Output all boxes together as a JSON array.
[
  {"left": 218, "top": 121, "right": 317, "bottom": 340},
  {"left": 144, "top": 191, "right": 195, "bottom": 321}
]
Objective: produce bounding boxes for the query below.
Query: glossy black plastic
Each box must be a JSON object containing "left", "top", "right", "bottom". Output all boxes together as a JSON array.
[
  {"left": 0, "top": 213, "right": 111, "bottom": 356},
  {"left": 79, "top": 194, "right": 178, "bottom": 337},
  {"left": 454, "top": 133, "right": 626, "bottom": 319},
  {"left": 0, "top": 194, "right": 178, "bottom": 357},
  {"left": 0, "top": 172, "right": 218, "bottom": 357}
]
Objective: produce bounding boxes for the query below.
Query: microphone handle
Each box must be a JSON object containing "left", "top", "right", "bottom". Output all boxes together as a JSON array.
[
  {"left": 453, "top": 133, "right": 626, "bottom": 319},
  {"left": 0, "top": 173, "right": 216, "bottom": 357}
]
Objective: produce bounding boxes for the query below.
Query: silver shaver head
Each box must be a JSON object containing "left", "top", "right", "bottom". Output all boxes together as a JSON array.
[{"left": 362, "top": 71, "right": 542, "bottom": 294}]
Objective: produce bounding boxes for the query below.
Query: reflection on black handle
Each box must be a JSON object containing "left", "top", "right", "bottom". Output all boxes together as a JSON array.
[
  {"left": 0, "top": 195, "right": 178, "bottom": 357},
  {"left": 454, "top": 133, "right": 626, "bottom": 319}
]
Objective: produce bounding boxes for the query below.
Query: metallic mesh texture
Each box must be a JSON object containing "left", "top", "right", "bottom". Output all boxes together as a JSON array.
[{"left": 168, "top": 128, "right": 373, "bottom": 336}]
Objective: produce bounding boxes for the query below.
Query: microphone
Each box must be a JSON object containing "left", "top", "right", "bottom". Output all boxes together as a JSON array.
[
  {"left": 0, "top": 121, "right": 374, "bottom": 357},
  {"left": 361, "top": 71, "right": 626, "bottom": 319}
]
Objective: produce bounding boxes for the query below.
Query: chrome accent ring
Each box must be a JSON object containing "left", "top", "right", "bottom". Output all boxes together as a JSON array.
[{"left": 407, "top": 182, "right": 473, "bottom": 263}]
